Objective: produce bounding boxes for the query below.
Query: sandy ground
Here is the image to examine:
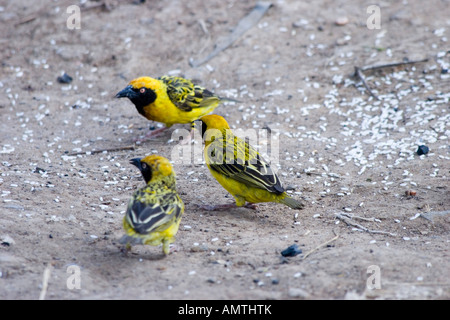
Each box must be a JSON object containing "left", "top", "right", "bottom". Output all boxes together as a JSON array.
[{"left": 0, "top": 0, "right": 449, "bottom": 300}]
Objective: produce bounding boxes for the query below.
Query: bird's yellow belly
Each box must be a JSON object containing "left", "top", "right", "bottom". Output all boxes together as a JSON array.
[
  {"left": 123, "top": 216, "right": 180, "bottom": 246},
  {"left": 208, "top": 166, "right": 282, "bottom": 205}
]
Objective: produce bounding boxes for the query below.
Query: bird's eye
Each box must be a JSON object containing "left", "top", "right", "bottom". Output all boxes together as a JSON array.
[
  {"left": 140, "top": 88, "right": 146, "bottom": 94},
  {"left": 141, "top": 163, "right": 147, "bottom": 169}
]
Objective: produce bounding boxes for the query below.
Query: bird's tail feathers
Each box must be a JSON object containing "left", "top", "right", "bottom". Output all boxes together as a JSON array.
[
  {"left": 219, "top": 96, "right": 241, "bottom": 104},
  {"left": 279, "top": 196, "right": 304, "bottom": 210},
  {"left": 119, "top": 235, "right": 144, "bottom": 245}
]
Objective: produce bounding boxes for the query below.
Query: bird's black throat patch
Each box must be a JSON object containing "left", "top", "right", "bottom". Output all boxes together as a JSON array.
[
  {"left": 139, "top": 164, "right": 153, "bottom": 184},
  {"left": 200, "top": 120, "right": 207, "bottom": 139}
]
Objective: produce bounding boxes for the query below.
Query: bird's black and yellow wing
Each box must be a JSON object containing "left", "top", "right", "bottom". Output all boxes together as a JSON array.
[
  {"left": 125, "top": 188, "right": 183, "bottom": 235},
  {"left": 206, "top": 136, "right": 284, "bottom": 194},
  {"left": 159, "top": 75, "right": 220, "bottom": 112}
]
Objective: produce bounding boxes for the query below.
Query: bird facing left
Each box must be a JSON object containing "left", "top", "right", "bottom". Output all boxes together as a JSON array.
[
  {"left": 120, "top": 155, "right": 185, "bottom": 255},
  {"left": 116, "top": 75, "right": 226, "bottom": 142}
]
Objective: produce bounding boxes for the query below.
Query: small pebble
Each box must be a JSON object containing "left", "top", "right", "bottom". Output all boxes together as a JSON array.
[
  {"left": 335, "top": 17, "right": 349, "bottom": 26},
  {"left": 281, "top": 244, "right": 302, "bottom": 257},
  {"left": 57, "top": 72, "right": 73, "bottom": 84},
  {"left": 416, "top": 145, "right": 429, "bottom": 155},
  {"left": 1, "top": 235, "right": 15, "bottom": 246}
]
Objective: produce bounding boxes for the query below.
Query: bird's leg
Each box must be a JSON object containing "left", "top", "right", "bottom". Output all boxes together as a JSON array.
[
  {"left": 244, "top": 203, "right": 258, "bottom": 210},
  {"left": 169, "top": 243, "right": 179, "bottom": 253},
  {"left": 162, "top": 241, "right": 179, "bottom": 255},
  {"left": 179, "top": 128, "right": 195, "bottom": 145},
  {"left": 135, "top": 126, "right": 168, "bottom": 143},
  {"left": 198, "top": 202, "right": 258, "bottom": 211},
  {"left": 120, "top": 243, "right": 132, "bottom": 256},
  {"left": 198, "top": 203, "right": 237, "bottom": 211}
]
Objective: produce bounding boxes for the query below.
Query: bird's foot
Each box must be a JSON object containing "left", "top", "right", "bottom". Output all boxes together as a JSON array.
[
  {"left": 134, "top": 127, "right": 168, "bottom": 143},
  {"left": 197, "top": 202, "right": 258, "bottom": 211},
  {"left": 120, "top": 243, "right": 132, "bottom": 256},
  {"left": 244, "top": 203, "right": 258, "bottom": 210},
  {"left": 197, "top": 203, "right": 237, "bottom": 211},
  {"left": 179, "top": 129, "right": 195, "bottom": 145}
]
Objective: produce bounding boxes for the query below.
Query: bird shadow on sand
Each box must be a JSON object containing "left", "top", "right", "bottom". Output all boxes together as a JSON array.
[
  {"left": 99, "top": 241, "right": 168, "bottom": 263},
  {"left": 189, "top": 202, "right": 276, "bottom": 223}
]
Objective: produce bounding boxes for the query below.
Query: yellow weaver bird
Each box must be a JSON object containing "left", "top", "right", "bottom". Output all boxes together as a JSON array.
[
  {"left": 120, "top": 155, "right": 184, "bottom": 255},
  {"left": 196, "top": 115, "right": 304, "bottom": 210},
  {"left": 116, "top": 75, "right": 230, "bottom": 142}
]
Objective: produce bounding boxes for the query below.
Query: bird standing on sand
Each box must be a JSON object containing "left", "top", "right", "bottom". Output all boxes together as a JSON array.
[
  {"left": 120, "top": 155, "right": 184, "bottom": 255},
  {"left": 196, "top": 114, "right": 304, "bottom": 210}
]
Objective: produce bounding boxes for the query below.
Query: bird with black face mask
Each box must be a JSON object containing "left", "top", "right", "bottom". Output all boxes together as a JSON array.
[
  {"left": 116, "top": 76, "right": 232, "bottom": 142},
  {"left": 120, "top": 155, "right": 184, "bottom": 255}
]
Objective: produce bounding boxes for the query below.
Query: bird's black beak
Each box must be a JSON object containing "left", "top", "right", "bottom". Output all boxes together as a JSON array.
[
  {"left": 130, "top": 157, "right": 152, "bottom": 183},
  {"left": 129, "top": 158, "right": 142, "bottom": 170},
  {"left": 116, "top": 85, "right": 136, "bottom": 99}
]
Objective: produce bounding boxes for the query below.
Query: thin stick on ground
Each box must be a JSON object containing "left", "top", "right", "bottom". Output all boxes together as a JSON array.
[
  {"left": 335, "top": 212, "right": 396, "bottom": 236},
  {"left": 14, "top": 0, "right": 74, "bottom": 26},
  {"left": 340, "top": 212, "right": 382, "bottom": 223},
  {"left": 38, "top": 265, "right": 52, "bottom": 300},
  {"left": 419, "top": 210, "right": 450, "bottom": 222},
  {"left": 354, "top": 66, "right": 379, "bottom": 100},
  {"left": 303, "top": 169, "right": 342, "bottom": 179},
  {"left": 190, "top": 2, "right": 272, "bottom": 67},
  {"left": 302, "top": 230, "right": 339, "bottom": 260},
  {"left": 67, "top": 145, "right": 135, "bottom": 156},
  {"left": 354, "top": 57, "right": 429, "bottom": 100},
  {"left": 360, "top": 58, "right": 429, "bottom": 72}
]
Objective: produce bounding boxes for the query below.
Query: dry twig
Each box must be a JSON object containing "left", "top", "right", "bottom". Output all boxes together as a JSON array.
[
  {"left": 14, "top": 0, "right": 116, "bottom": 26},
  {"left": 67, "top": 145, "right": 135, "bottom": 156},
  {"left": 38, "top": 265, "right": 52, "bottom": 300},
  {"left": 354, "top": 66, "right": 380, "bottom": 100},
  {"left": 335, "top": 212, "right": 396, "bottom": 236},
  {"left": 190, "top": 2, "right": 272, "bottom": 67},
  {"left": 302, "top": 230, "right": 339, "bottom": 260},
  {"left": 419, "top": 210, "right": 450, "bottom": 222},
  {"left": 360, "top": 58, "right": 429, "bottom": 72},
  {"left": 342, "top": 213, "right": 382, "bottom": 223},
  {"left": 354, "top": 58, "right": 429, "bottom": 100}
]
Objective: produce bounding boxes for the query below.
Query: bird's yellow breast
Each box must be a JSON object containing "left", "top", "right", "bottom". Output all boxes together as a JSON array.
[{"left": 142, "top": 81, "right": 218, "bottom": 127}]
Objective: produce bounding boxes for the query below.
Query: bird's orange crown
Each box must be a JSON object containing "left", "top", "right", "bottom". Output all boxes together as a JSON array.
[
  {"left": 141, "top": 155, "right": 174, "bottom": 179},
  {"left": 129, "top": 77, "right": 162, "bottom": 91},
  {"left": 199, "top": 115, "right": 231, "bottom": 130}
]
